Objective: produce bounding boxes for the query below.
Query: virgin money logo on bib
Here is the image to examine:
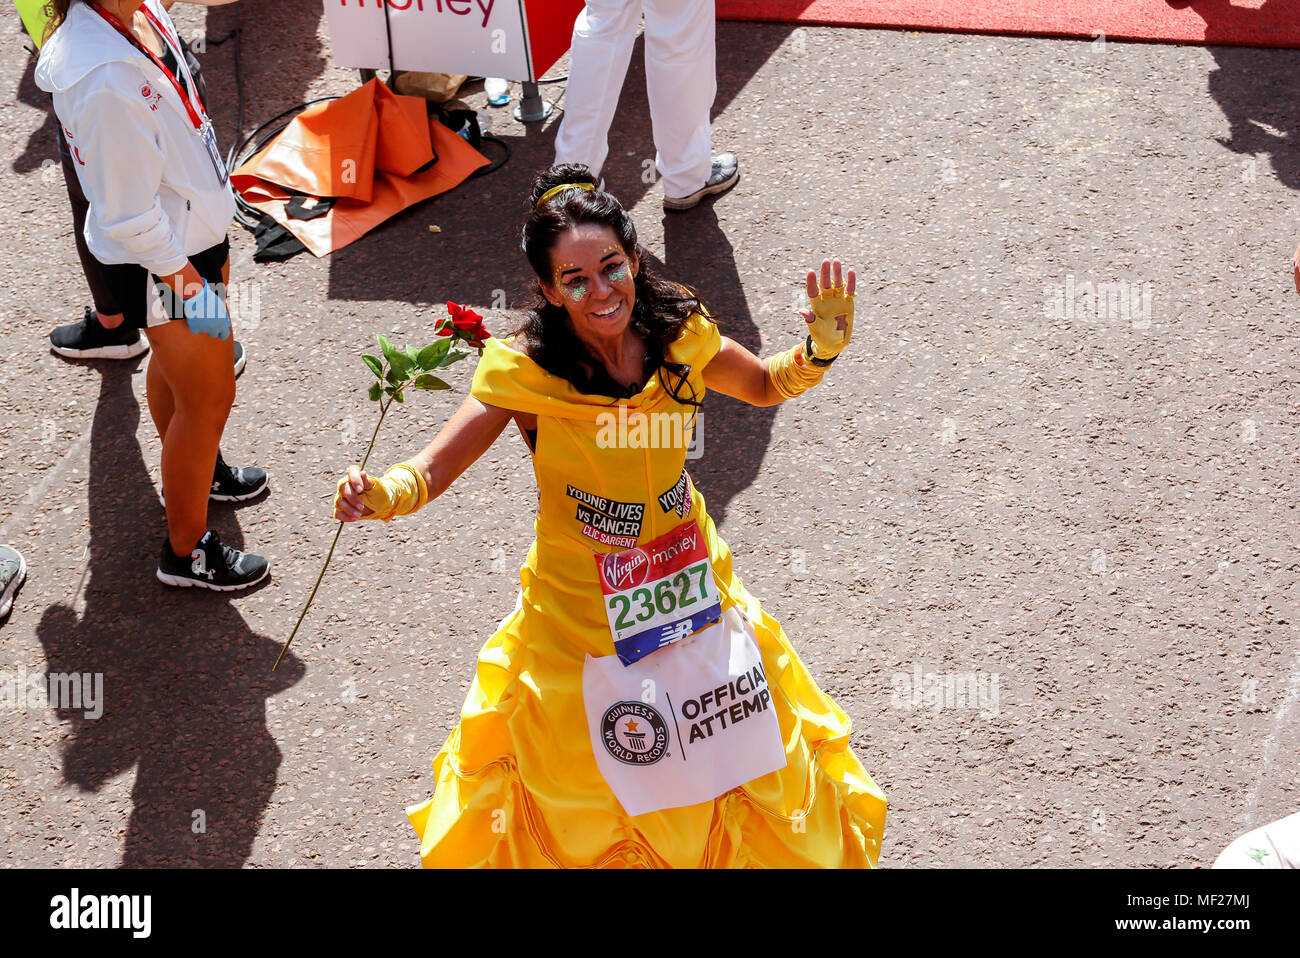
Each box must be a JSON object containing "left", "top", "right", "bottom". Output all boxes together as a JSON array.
[
  {"left": 600, "top": 549, "right": 650, "bottom": 591},
  {"left": 601, "top": 702, "right": 669, "bottom": 765}
]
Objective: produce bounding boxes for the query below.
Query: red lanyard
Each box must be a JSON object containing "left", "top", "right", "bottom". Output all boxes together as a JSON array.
[{"left": 92, "top": 3, "right": 206, "bottom": 129}]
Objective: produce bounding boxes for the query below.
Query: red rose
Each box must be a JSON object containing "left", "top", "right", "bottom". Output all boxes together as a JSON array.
[{"left": 445, "top": 301, "right": 489, "bottom": 348}]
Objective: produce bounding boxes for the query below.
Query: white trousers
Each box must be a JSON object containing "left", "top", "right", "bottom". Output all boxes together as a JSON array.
[{"left": 554, "top": 0, "right": 716, "bottom": 200}]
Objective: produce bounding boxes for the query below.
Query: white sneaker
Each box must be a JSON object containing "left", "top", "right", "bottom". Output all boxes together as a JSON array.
[{"left": 663, "top": 153, "right": 740, "bottom": 211}]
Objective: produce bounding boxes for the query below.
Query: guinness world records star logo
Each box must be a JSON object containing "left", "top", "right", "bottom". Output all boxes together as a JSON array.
[{"left": 601, "top": 701, "right": 669, "bottom": 765}]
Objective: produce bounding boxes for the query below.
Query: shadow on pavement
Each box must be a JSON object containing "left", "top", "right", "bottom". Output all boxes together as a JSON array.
[
  {"left": 1170, "top": 0, "right": 1300, "bottom": 190},
  {"left": 35, "top": 360, "right": 303, "bottom": 868},
  {"left": 657, "top": 205, "right": 775, "bottom": 531}
]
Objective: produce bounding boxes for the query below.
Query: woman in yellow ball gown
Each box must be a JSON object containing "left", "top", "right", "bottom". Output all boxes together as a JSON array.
[{"left": 334, "top": 165, "right": 887, "bottom": 868}]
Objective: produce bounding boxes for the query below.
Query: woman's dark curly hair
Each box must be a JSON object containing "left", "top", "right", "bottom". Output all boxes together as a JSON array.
[{"left": 511, "top": 164, "right": 709, "bottom": 407}]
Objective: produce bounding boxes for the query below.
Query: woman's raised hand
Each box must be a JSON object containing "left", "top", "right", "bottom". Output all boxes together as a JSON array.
[
  {"left": 334, "top": 466, "right": 376, "bottom": 522},
  {"left": 799, "top": 258, "right": 856, "bottom": 362}
]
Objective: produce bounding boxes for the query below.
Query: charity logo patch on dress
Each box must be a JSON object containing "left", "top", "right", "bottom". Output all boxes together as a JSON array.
[
  {"left": 601, "top": 702, "right": 670, "bottom": 765},
  {"left": 567, "top": 484, "right": 644, "bottom": 549},
  {"left": 657, "top": 469, "right": 693, "bottom": 518}
]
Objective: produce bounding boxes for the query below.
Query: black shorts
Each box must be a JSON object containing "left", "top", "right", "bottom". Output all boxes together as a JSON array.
[{"left": 98, "top": 237, "right": 230, "bottom": 331}]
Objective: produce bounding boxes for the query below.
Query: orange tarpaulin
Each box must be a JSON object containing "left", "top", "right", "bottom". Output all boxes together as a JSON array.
[{"left": 231, "top": 79, "right": 489, "bottom": 257}]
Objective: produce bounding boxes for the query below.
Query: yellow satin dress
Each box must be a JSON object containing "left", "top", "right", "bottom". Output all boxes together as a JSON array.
[{"left": 406, "top": 315, "right": 887, "bottom": 867}]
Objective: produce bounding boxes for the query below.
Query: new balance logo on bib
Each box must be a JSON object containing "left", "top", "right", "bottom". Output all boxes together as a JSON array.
[{"left": 582, "top": 606, "right": 787, "bottom": 817}]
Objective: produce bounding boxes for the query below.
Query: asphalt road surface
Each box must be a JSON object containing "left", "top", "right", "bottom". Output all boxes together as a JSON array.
[{"left": 0, "top": 2, "right": 1296, "bottom": 867}]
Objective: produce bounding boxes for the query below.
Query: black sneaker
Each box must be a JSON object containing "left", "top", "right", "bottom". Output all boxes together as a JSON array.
[
  {"left": 211, "top": 452, "right": 268, "bottom": 502},
  {"left": 159, "top": 452, "right": 268, "bottom": 507},
  {"left": 663, "top": 153, "right": 740, "bottom": 211},
  {"left": 233, "top": 340, "right": 246, "bottom": 378},
  {"left": 157, "top": 530, "right": 269, "bottom": 591},
  {"left": 50, "top": 307, "right": 149, "bottom": 360}
]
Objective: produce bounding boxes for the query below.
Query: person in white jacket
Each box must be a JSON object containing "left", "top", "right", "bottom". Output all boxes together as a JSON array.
[
  {"left": 554, "top": 0, "right": 739, "bottom": 211},
  {"left": 37, "top": 0, "right": 269, "bottom": 591},
  {"left": 23, "top": 0, "right": 245, "bottom": 371}
]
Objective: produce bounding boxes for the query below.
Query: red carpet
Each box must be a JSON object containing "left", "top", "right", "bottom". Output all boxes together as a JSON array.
[{"left": 716, "top": 0, "right": 1300, "bottom": 49}]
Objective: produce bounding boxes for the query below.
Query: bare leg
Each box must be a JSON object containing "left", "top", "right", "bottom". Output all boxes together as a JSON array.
[
  {"left": 145, "top": 345, "right": 176, "bottom": 442},
  {"left": 145, "top": 319, "right": 236, "bottom": 557}
]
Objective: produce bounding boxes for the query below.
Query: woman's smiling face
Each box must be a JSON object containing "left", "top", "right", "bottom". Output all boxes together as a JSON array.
[{"left": 543, "top": 224, "right": 639, "bottom": 341}]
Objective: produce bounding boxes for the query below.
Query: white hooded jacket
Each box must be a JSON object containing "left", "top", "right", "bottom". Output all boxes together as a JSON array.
[{"left": 35, "top": 0, "right": 235, "bottom": 277}]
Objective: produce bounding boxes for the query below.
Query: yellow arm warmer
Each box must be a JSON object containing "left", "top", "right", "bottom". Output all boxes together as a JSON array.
[
  {"left": 766, "top": 342, "right": 825, "bottom": 400},
  {"left": 335, "top": 462, "right": 430, "bottom": 522}
]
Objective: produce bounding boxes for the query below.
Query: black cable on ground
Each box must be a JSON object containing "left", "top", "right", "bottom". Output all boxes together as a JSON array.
[
  {"left": 465, "top": 72, "right": 568, "bottom": 86},
  {"left": 471, "top": 135, "right": 511, "bottom": 178},
  {"left": 226, "top": 96, "right": 340, "bottom": 230}
]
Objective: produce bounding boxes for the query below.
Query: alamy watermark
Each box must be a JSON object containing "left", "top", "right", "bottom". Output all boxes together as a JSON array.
[
  {"left": 1, "top": 666, "right": 103, "bottom": 720},
  {"left": 148, "top": 279, "right": 262, "bottom": 331},
  {"left": 595, "top": 407, "right": 703, "bottom": 460},
  {"left": 1043, "top": 274, "right": 1153, "bottom": 329},
  {"left": 891, "top": 663, "right": 1001, "bottom": 718}
]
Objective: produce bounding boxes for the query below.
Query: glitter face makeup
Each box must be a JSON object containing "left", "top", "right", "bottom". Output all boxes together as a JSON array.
[
  {"left": 553, "top": 262, "right": 578, "bottom": 287},
  {"left": 595, "top": 246, "right": 631, "bottom": 286},
  {"left": 544, "top": 225, "right": 639, "bottom": 343}
]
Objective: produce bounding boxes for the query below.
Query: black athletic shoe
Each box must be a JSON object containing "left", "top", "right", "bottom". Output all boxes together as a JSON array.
[
  {"left": 211, "top": 452, "right": 268, "bottom": 502},
  {"left": 159, "top": 452, "right": 268, "bottom": 507},
  {"left": 157, "top": 530, "right": 269, "bottom": 591},
  {"left": 50, "top": 307, "right": 149, "bottom": 360},
  {"left": 233, "top": 340, "right": 246, "bottom": 378}
]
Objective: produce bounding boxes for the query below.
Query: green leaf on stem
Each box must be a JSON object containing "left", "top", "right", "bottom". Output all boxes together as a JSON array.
[
  {"left": 443, "top": 349, "right": 470, "bottom": 365},
  {"left": 413, "top": 374, "right": 451, "bottom": 390},
  {"left": 392, "top": 388, "right": 405, "bottom": 403},
  {"left": 362, "top": 353, "right": 383, "bottom": 379},
  {"left": 368, "top": 382, "right": 382, "bottom": 402},
  {"left": 380, "top": 336, "right": 412, "bottom": 379},
  {"left": 405, "top": 344, "right": 420, "bottom": 364},
  {"left": 417, "top": 339, "right": 451, "bottom": 369}
]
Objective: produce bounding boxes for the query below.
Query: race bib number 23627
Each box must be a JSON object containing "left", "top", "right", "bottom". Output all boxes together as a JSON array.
[{"left": 594, "top": 520, "right": 722, "bottom": 666}]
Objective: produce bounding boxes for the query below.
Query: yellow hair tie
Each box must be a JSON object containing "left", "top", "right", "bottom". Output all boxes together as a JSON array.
[{"left": 536, "top": 182, "right": 596, "bottom": 208}]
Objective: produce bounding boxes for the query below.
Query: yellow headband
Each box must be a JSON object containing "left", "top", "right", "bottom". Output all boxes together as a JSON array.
[{"left": 536, "top": 182, "right": 596, "bottom": 209}]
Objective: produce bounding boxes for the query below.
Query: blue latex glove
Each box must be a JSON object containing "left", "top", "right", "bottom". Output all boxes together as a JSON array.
[{"left": 182, "top": 279, "right": 231, "bottom": 340}]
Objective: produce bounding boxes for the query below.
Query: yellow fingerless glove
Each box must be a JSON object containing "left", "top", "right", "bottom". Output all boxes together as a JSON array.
[
  {"left": 334, "top": 462, "right": 429, "bottom": 522},
  {"left": 807, "top": 284, "right": 854, "bottom": 362},
  {"left": 767, "top": 342, "right": 825, "bottom": 400}
]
